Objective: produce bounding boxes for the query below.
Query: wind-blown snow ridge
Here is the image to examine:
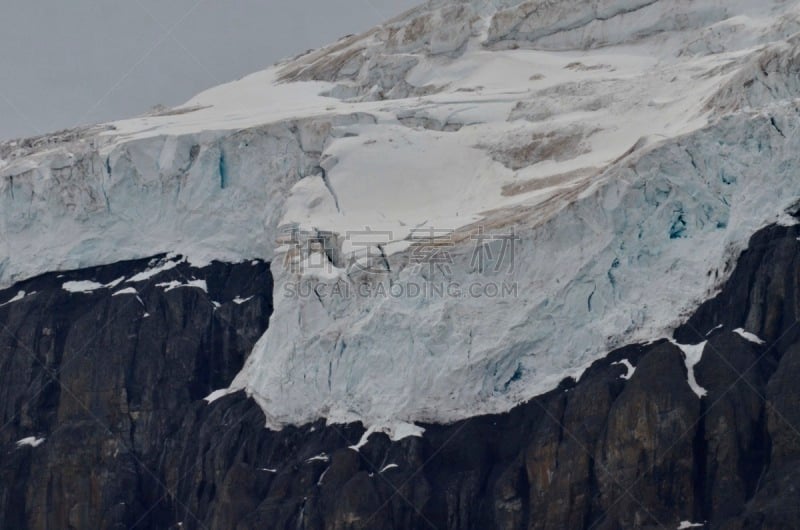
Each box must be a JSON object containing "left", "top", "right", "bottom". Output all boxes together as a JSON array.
[{"left": 2, "top": 0, "right": 800, "bottom": 428}]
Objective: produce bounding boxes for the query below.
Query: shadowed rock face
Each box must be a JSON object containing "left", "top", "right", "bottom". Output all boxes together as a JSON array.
[
  {"left": 1, "top": 223, "right": 800, "bottom": 530},
  {"left": 0, "top": 256, "right": 273, "bottom": 529}
]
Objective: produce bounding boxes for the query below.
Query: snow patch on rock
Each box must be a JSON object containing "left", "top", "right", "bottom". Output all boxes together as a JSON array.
[
  {"left": 0, "top": 290, "right": 28, "bottom": 306},
  {"left": 733, "top": 328, "right": 766, "bottom": 345},
  {"left": 62, "top": 276, "right": 125, "bottom": 294},
  {"left": 233, "top": 295, "right": 254, "bottom": 305},
  {"left": 672, "top": 340, "right": 709, "bottom": 398},
  {"left": 16, "top": 437, "right": 45, "bottom": 448},
  {"left": 112, "top": 287, "right": 138, "bottom": 297},
  {"left": 204, "top": 389, "right": 234, "bottom": 404},
  {"left": 127, "top": 256, "right": 186, "bottom": 282},
  {"left": 612, "top": 359, "right": 636, "bottom": 380},
  {"left": 156, "top": 279, "right": 208, "bottom": 293}
]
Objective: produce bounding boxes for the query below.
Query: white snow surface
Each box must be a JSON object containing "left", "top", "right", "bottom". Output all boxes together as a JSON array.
[
  {"left": 733, "top": 328, "right": 767, "bottom": 345},
  {"left": 204, "top": 388, "right": 234, "bottom": 404},
  {"left": 0, "top": 290, "right": 27, "bottom": 306},
  {"left": 349, "top": 426, "right": 377, "bottom": 452},
  {"left": 15, "top": 437, "right": 45, "bottom": 448},
  {"left": 233, "top": 295, "right": 254, "bottom": 305},
  {"left": 156, "top": 279, "right": 208, "bottom": 293},
  {"left": 112, "top": 287, "right": 138, "bottom": 297},
  {"left": 612, "top": 359, "right": 636, "bottom": 381},
  {"left": 672, "top": 340, "right": 709, "bottom": 398},
  {"left": 126, "top": 256, "right": 186, "bottom": 282},
  {"left": 2, "top": 0, "right": 800, "bottom": 429},
  {"left": 62, "top": 280, "right": 106, "bottom": 293},
  {"left": 62, "top": 277, "right": 124, "bottom": 293}
]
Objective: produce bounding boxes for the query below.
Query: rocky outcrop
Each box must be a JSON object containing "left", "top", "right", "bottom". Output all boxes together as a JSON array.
[
  {"left": 1, "top": 222, "right": 798, "bottom": 529},
  {"left": 0, "top": 256, "right": 272, "bottom": 529}
]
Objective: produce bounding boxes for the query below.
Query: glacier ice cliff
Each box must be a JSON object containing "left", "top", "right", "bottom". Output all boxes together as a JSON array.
[{"left": 1, "top": 0, "right": 800, "bottom": 430}]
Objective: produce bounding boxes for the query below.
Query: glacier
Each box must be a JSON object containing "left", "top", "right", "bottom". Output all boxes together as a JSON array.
[{"left": 1, "top": 0, "right": 800, "bottom": 430}]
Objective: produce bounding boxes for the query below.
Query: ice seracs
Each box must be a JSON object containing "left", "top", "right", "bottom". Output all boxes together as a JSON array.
[{"left": 2, "top": 0, "right": 800, "bottom": 429}]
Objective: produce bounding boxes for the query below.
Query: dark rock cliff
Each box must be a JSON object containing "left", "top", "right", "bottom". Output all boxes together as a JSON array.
[
  {"left": 0, "top": 256, "right": 273, "bottom": 529},
  {"left": 1, "top": 223, "right": 799, "bottom": 529}
]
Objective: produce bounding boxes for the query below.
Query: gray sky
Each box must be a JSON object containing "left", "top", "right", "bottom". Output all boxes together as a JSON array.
[{"left": 0, "top": 0, "right": 420, "bottom": 141}]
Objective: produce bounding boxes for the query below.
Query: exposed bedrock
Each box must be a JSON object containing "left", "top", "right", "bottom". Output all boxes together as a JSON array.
[{"left": 0, "top": 256, "right": 273, "bottom": 529}]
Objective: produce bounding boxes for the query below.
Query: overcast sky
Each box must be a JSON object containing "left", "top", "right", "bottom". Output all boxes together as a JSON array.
[{"left": 0, "top": 0, "right": 420, "bottom": 141}]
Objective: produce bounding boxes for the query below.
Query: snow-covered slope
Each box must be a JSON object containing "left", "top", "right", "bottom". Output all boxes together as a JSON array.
[{"left": 2, "top": 0, "right": 800, "bottom": 430}]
